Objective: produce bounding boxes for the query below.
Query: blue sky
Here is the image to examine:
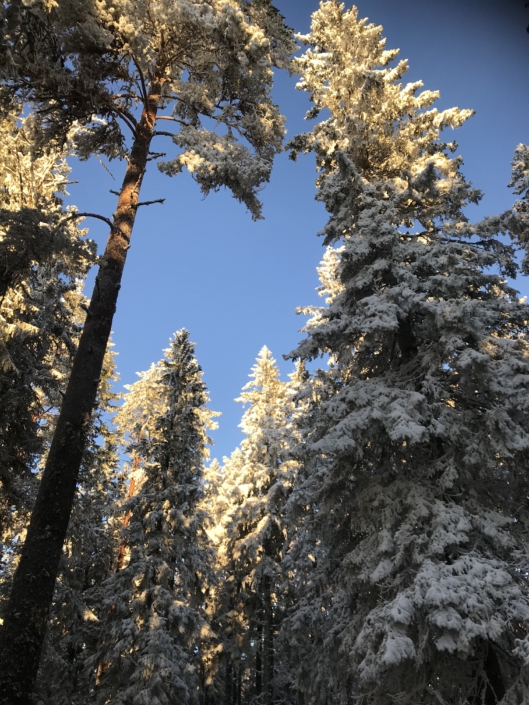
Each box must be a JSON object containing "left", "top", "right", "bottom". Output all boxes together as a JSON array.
[{"left": 66, "top": 0, "right": 529, "bottom": 463}]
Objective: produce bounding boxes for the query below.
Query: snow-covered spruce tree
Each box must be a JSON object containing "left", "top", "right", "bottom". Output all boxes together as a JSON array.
[
  {"left": 0, "top": 111, "right": 94, "bottom": 568},
  {"left": 213, "top": 348, "right": 300, "bottom": 705},
  {"left": 507, "top": 143, "right": 529, "bottom": 273},
  {"left": 89, "top": 330, "right": 218, "bottom": 705},
  {"left": 0, "top": 3, "right": 295, "bottom": 698},
  {"left": 33, "top": 340, "right": 123, "bottom": 705},
  {"left": 280, "top": 4, "right": 529, "bottom": 704}
]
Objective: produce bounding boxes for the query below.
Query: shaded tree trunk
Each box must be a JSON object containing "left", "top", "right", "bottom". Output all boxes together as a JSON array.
[
  {"left": 0, "top": 79, "right": 162, "bottom": 705},
  {"left": 255, "top": 620, "right": 262, "bottom": 697},
  {"left": 224, "top": 661, "right": 234, "bottom": 705},
  {"left": 236, "top": 666, "right": 242, "bottom": 705},
  {"left": 469, "top": 643, "right": 506, "bottom": 705},
  {"left": 482, "top": 645, "right": 505, "bottom": 705},
  {"left": 115, "top": 458, "right": 138, "bottom": 573},
  {"left": 262, "top": 575, "right": 273, "bottom": 705}
]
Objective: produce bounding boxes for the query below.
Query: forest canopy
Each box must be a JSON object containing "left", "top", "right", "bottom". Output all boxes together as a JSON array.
[{"left": 0, "top": 2, "right": 528, "bottom": 704}]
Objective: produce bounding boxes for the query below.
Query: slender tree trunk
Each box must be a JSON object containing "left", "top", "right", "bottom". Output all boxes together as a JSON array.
[
  {"left": 470, "top": 643, "right": 506, "bottom": 705},
  {"left": 262, "top": 575, "right": 273, "bottom": 705},
  {"left": 255, "top": 620, "right": 262, "bottom": 697},
  {"left": 483, "top": 645, "right": 505, "bottom": 705},
  {"left": 224, "top": 661, "right": 233, "bottom": 705},
  {"left": 115, "top": 457, "right": 138, "bottom": 573},
  {"left": 0, "top": 80, "right": 161, "bottom": 705},
  {"left": 236, "top": 666, "right": 242, "bottom": 705}
]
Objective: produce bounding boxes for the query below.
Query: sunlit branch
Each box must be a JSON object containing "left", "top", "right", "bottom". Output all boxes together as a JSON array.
[{"left": 136, "top": 198, "right": 165, "bottom": 207}]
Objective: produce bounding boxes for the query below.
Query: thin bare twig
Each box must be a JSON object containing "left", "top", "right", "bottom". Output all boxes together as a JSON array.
[
  {"left": 98, "top": 157, "right": 116, "bottom": 180},
  {"left": 136, "top": 198, "right": 165, "bottom": 207},
  {"left": 54, "top": 212, "right": 113, "bottom": 231},
  {"left": 156, "top": 115, "right": 188, "bottom": 127},
  {"left": 153, "top": 130, "right": 177, "bottom": 138},
  {"left": 113, "top": 106, "right": 138, "bottom": 137},
  {"left": 147, "top": 152, "right": 166, "bottom": 161},
  {"left": 131, "top": 54, "right": 148, "bottom": 106}
]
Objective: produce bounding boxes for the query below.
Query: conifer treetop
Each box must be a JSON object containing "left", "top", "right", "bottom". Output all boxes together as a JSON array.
[{"left": 289, "top": 1, "right": 482, "bottom": 243}]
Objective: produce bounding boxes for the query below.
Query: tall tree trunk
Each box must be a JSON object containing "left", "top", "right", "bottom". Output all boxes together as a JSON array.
[
  {"left": 0, "top": 80, "right": 161, "bottom": 705},
  {"left": 262, "top": 575, "right": 273, "bottom": 705}
]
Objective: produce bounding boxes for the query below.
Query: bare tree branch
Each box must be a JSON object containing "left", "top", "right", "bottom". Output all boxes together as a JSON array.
[
  {"left": 136, "top": 198, "right": 165, "bottom": 207},
  {"left": 55, "top": 212, "right": 113, "bottom": 231},
  {"left": 153, "top": 130, "right": 177, "bottom": 138},
  {"left": 130, "top": 54, "right": 149, "bottom": 106},
  {"left": 156, "top": 115, "right": 188, "bottom": 127}
]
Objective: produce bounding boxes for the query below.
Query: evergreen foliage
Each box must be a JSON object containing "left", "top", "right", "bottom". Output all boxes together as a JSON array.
[
  {"left": 210, "top": 347, "right": 300, "bottom": 705},
  {"left": 1, "top": 3, "right": 529, "bottom": 704},
  {"left": 0, "top": 111, "right": 94, "bottom": 569},
  {"left": 0, "top": 0, "right": 295, "bottom": 219},
  {"left": 91, "top": 330, "right": 218, "bottom": 705},
  {"left": 281, "top": 3, "right": 529, "bottom": 704},
  {"left": 0, "top": 3, "right": 295, "bottom": 697}
]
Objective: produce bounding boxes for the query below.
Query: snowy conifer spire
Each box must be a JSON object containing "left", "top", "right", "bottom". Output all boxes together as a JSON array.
[
  {"left": 90, "top": 329, "right": 218, "bottom": 705},
  {"left": 507, "top": 143, "right": 529, "bottom": 272},
  {"left": 213, "top": 347, "right": 300, "bottom": 705},
  {"left": 282, "top": 4, "right": 529, "bottom": 704}
]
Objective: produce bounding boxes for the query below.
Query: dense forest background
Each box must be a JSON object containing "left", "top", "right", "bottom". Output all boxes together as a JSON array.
[{"left": 0, "top": 1, "right": 529, "bottom": 704}]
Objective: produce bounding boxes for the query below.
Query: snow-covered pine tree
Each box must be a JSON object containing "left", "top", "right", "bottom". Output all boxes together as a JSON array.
[
  {"left": 0, "top": 111, "right": 95, "bottom": 571},
  {"left": 281, "top": 4, "right": 529, "bottom": 704},
  {"left": 0, "top": 4, "right": 295, "bottom": 697},
  {"left": 214, "top": 347, "right": 300, "bottom": 705},
  {"left": 34, "top": 340, "right": 122, "bottom": 705},
  {"left": 90, "top": 329, "right": 218, "bottom": 705}
]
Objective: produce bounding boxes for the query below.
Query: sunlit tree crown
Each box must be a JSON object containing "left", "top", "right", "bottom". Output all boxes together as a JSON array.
[{"left": 1, "top": 0, "right": 295, "bottom": 217}]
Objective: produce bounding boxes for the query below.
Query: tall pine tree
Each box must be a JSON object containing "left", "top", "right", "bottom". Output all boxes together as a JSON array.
[
  {"left": 0, "top": 3, "right": 295, "bottom": 697},
  {"left": 33, "top": 340, "right": 122, "bottom": 705}
]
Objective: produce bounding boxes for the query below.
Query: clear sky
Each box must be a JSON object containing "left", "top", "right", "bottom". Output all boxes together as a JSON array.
[{"left": 66, "top": 0, "right": 529, "bottom": 463}]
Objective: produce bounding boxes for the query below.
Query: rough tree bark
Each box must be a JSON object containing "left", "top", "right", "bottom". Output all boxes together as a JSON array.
[{"left": 0, "top": 78, "right": 162, "bottom": 705}]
